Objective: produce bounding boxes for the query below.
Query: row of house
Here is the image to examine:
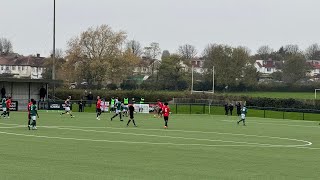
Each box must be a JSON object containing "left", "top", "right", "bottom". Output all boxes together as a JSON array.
[
  {"left": 254, "top": 59, "right": 320, "bottom": 79},
  {"left": 1, "top": 53, "right": 320, "bottom": 82},
  {"left": 0, "top": 54, "right": 45, "bottom": 79}
]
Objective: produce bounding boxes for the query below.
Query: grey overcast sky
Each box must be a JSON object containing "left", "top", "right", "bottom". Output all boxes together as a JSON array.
[{"left": 0, "top": 0, "right": 319, "bottom": 56}]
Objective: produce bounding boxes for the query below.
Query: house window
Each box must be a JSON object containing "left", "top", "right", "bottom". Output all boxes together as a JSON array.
[
  {"left": 18, "top": 66, "right": 21, "bottom": 71},
  {"left": 22, "top": 66, "right": 25, "bottom": 71},
  {"left": 6, "top": 66, "right": 9, "bottom": 70},
  {"left": 267, "top": 68, "right": 271, "bottom": 72},
  {"left": 12, "top": 66, "right": 16, "bottom": 70},
  {"left": 0, "top": 66, "right": 3, "bottom": 70}
]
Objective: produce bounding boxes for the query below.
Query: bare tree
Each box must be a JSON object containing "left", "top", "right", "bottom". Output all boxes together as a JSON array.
[
  {"left": 284, "top": 44, "right": 300, "bottom": 55},
  {"left": 178, "top": 44, "right": 197, "bottom": 60},
  {"left": 0, "top": 38, "right": 13, "bottom": 54},
  {"left": 305, "top": 43, "right": 320, "bottom": 60},
  {"left": 126, "top": 40, "right": 143, "bottom": 57},
  {"left": 144, "top": 42, "right": 161, "bottom": 59},
  {"left": 257, "top": 45, "right": 273, "bottom": 60}
]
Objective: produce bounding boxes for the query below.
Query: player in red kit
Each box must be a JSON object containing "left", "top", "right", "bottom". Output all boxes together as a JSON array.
[
  {"left": 96, "top": 96, "right": 102, "bottom": 120},
  {"left": 27, "top": 99, "right": 34, "bottom": 130},
  {"left": 162, "top": 102, "right": 170, "bottom": 129},
  {"left": 5, "top": 96, "right": 12, "bottom": 118}
]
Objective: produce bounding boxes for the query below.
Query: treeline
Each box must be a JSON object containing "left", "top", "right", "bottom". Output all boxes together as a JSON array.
[{"left": 3, "top": 24, "right": 320, "bottom": 91}]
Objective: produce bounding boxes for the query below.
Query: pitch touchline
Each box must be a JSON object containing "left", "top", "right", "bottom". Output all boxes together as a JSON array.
[
  {"left": 220, "top": 120, "right": 320, "bottom": 128},
  {"left": 0, "top": 122, "right": 312, "bottom": 147}
]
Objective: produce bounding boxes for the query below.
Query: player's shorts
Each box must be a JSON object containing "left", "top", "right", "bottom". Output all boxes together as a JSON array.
[
  {"left": 241, "top": 114, "right": 246, "bottom": 120},
  {"left": 164, "top": 116, "right": 169, "bottom": 121},
  {"left": 96, "top": 108, "right": 101, "bottom": 113},
  {"left": 116, "top": 109, "right": 121, "bottom": 114},
  {"left": 65, "top": 107, "right": 71, "bottom": 112},
  {"left": 31, "top": 116, "right": 36, "bottom": 121},
  {"left": 2, "top": 107, "right": 6, "bottom": 112},
  {"left": 158, "top": 108, "right": 162, "bottom": 114},
  {"left": 6, "top": 107, "right": 10, "bottom": 112},
  {"left": 130, "top": 113, "right": 134, "bottom": 119}
]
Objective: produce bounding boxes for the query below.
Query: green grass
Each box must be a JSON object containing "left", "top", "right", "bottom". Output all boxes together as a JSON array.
[
  {"left": 224, "top": 92, "right": 316, "bottom": 99},
  {"left": 1, "top": 112, "right": 320, "bottom": 179}
]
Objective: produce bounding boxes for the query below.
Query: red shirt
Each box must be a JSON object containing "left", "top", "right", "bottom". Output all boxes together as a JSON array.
[
  {"left": 96, "top": 99, "right": 101, "bottom": 109},
  {"left": 27, "top": 102, "right": 33, "bottom": 113},
  {"left": 157, "top": 101, "right": 163, "bottom": 108},
  {"left": 6, "top": 99, "right": 11, "bottom": 108},
  {"left": 162, "top": 105, "right": 170, "bottom": 117}
]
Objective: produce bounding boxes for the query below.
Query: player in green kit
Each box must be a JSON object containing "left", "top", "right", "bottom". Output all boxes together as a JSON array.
[
  {"left": 111, "top": 100, "right": 123, "bottom": 121},
  {"left": 237, "top": 105, "right": 248, "bottom": 126},
  {"left": 29, "top": 100, "right": 39, "bottom": 130},
  {"left": 1, "top": 97, "right": 7, "bottom": 118}
]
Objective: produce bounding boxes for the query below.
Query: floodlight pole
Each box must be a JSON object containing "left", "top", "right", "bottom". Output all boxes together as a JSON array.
[
  {"left": 191, "top": 65, "right": 194, "bottom": 94},
  {"left": 52, "top": 0, "right": 56, "bottom": 99},
  {"left": 212, "top": 66, "right": 215, "bottom": 94},
  {"left": 53, "top": 0, "right": 56, "bottom": 80}
]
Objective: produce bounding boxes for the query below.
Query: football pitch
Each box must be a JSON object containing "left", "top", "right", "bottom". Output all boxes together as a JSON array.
[{"left": 1, "top": 112, "right": 320, "bottom": 180}]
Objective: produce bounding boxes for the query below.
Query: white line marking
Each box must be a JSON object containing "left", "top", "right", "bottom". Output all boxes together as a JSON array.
[
  {"left": 0, "top": 131, "right": 311, "bottom": 148},
  {"left": 0, "top": 123, "right": 313, "bottom": 148},
  {"left": 220, "top": 120, "right": 320, "bottom": 128},
  {"left": 40, "top": 126, "right": 305, "bottom": 147}
]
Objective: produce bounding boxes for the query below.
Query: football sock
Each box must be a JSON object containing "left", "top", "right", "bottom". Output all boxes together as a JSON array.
[
  {"left": 7, "top": 112, "right": 9, "bottom": 117},
  {"left": 127, "top": 120, "right": 131, "bottom": 126},
  {"left": 132, "top": 119, "right": 136, "bottom": 126}
]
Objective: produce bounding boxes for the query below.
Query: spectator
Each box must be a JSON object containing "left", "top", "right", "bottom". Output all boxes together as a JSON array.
[
  {"left": 229, "top": 103, "right": 234, "bottom": 116},
  {"left": 39, "top": 86, "right": 46, "bottom": 102},
  {"left": 236, "top": 102, "right": 242, "bottom": 116},
  {"left": 78, "top": 99, "right": 84, "bottom": 112},
  {"left": 224, "top": 103, "right": 229, "bottom": 115},
  {"left": 1, "top": 87, "right": 5, "bottom": 98}
]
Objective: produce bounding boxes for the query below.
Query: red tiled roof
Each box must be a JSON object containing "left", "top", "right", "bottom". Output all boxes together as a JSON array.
[{"left": 256, "top": 62, "right": 262, "bottom": 68}]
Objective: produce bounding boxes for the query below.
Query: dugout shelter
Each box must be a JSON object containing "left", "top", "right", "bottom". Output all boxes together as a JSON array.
[{"left": 0, "top": 78, "right": 59, "bottom": 111}]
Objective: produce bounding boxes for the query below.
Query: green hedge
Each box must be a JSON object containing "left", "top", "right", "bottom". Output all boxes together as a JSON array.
[{"left": 246, "top": 97, "right": 320, "bottom": 109}]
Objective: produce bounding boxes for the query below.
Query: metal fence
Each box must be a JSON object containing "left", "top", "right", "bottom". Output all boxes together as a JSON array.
[
  {"left": 14, "top": 98, "right": 320, "bottom": 121},
  {"left": 169, "top": 103, "right": 320, "bottom": 121}
]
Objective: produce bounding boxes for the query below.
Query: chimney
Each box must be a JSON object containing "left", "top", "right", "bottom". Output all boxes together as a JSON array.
[{"left": 37, "top": 54, "right": 40, "bottom": 58}]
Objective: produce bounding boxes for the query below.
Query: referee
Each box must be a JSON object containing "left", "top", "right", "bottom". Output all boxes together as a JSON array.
[{"left": 127, "top": 104, "right": 137, "bottom": 127}]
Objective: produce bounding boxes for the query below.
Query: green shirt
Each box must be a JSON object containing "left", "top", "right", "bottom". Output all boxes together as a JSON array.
[
  {"left": 1, "top": 98, "right": 5, "bottom": 107},
  {"left": 116, "top": 102, "right": 122, "bottom": 110},
  {"left": 111, "top": 99, "right": 115, "bottom": 105},
  {"left": 241, "top": 107, "right": 248, "bottom": 115},
  {"left": 140, "top": 98, "right": 144, "bottom": 104},
  {"left": 30, "top": 104, "right": 37, "bottom": 116}
]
